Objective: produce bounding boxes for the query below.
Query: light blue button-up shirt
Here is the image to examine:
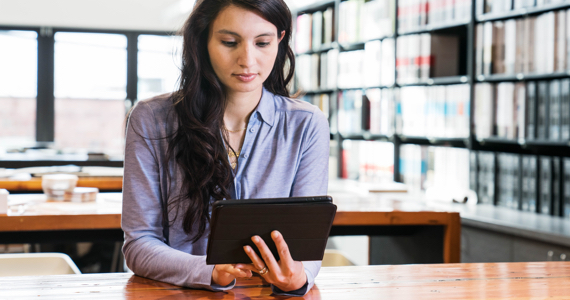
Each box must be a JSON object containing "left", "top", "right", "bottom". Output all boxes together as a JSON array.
[{"left": 122, "top": 88, "right": 330, "bottom": 296}]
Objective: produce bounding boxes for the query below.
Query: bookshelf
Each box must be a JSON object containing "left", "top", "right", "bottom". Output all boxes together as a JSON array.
[{"left": 294, "top": 0, "right": 570, "bottom": 219}]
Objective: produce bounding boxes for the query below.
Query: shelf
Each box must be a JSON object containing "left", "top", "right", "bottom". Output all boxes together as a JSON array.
[
  {"left": 339, "top": 133, "right": 393, "bottom": 141},
  {"left": 397, "top": 135, "right": 468, "bottom": 147},
  {"left": 338, "top": 35, "right": 395, "bottom": 52},
  {"left": 302, "top": 89, "right": 336, "bottom": 95},
  {"left": 295, "top": 44, "right": 336, "bottom": 56},
  {"left": 473, "top": 137, "right": 570, "bottom": 157},
  {"left": 397, "top": 76, "right": 469, "bottom": 87},
  {"left": 476, "top": 72, "right": 570, "bottom": 82},
  {"left": 295, "top": 0, "right": 335, "bottom": 14},
  {"left": 477, "top": 3, "right": 570, "bottom": 23},
  {"left": 338, "top": 85, "right": 395, "bottom": 91},
  {"left": 397, "top": 20, "right": 470, "bottom": 36}
]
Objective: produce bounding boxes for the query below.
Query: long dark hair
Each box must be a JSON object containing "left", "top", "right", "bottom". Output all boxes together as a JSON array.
[{"left": 167, "top": 0, "right": 295, "bottom": 242}]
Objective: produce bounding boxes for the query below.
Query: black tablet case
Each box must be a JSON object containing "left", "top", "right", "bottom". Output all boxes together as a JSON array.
[{"left": 206, "top": 196, "right": 337, "bottom": 265}]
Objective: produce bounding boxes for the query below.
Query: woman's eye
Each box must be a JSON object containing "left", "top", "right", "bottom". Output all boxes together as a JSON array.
[
  {"left": 257, "top": 42, "right": 270, "bottom": 47},
  {"left": 222, "top": 41, "right": 237, "bottom": 47}
]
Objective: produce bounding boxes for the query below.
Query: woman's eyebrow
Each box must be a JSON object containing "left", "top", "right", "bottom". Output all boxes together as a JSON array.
[{"left": 216, "top": 29, "right": 275, "bottom": 38}]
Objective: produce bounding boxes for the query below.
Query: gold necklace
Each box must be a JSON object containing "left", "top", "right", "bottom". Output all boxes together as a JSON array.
[
  {"left": 224, "top": 126, "right": 247, "bottom": 133},
  {"left": 228, "top": 147, "right": 240, "bottom": 169}
]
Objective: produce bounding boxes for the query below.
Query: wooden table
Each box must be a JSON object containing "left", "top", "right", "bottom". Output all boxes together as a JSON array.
[
  {"left": 2, "top": 262, "right": 569, "bottom": 299},
  {"left": 1, "top": 193, "right": 460, "bottom": 263},
  {"left": 0, "top": 177, "right": 123, "bottom": 192}
]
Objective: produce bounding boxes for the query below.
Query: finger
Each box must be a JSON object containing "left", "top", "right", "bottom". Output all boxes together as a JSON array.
[
  {"left": 271, "top": 230, "right": 295, "bottom": 271},
  {"left": 243, "top": 245, "right": 267, "bottom": 273},
  {"left": 251, "top": 235, "right": 280, "bottom": 273},
  {"left": 235, "top": 263, "right": 258, "bottom": 273},
  {"left": 219, "top": 264, "right": 249, "bottom": 278}
]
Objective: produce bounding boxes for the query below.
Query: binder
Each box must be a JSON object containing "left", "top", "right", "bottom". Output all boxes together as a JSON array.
[
  {"left": 553, "top": 157, "right": 562, "bottom": 217},
  {"left": 539, "top": 156, "right": 552, "bottom": 215},
  {"left": 477, "top": 151, "right": 496, "bottom": 205},
  {"left": 561, "top": 79, "right": 570, "bottom": 141},
  {"left": 521, "top": 155, "right": 538, "bottom": 212},
  {"left": 537, "top": 81, "right": 549, "bottom": 140},
  {"left": 497, "top": 153, "right": 519, "bottom": 208},
  {"left": 549, "top": 80, "right": 561, "bottom": 141},
  {"left": 470, "top": 151, "right": 478, "bottom": 193},
  {"left": 526, "top": 81, "right": 537, "bottom": 140},
  {"left": 564, "top": 158, "right": 570, "bottom": 217}
]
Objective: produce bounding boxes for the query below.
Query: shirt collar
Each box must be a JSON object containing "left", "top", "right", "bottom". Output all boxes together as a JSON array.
[{"left": 253, "top": 87, "right": 275, "bottom": 127}]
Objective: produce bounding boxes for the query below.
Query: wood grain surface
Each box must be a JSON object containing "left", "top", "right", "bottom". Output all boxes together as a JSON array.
[
  {"left": 2, "top": 262, "right": 570, "bottom": 299},
  {"left": 0, "top": 177, "right": 123, "bottom": 192}
]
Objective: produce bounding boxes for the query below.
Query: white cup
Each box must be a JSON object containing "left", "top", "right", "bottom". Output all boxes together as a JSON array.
[{"left": 42, "top": 174, "right": 78, "bottom": 201}]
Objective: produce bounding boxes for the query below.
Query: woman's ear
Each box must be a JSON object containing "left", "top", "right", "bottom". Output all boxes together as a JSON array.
[{"left": 278, "top": 30, "right": 285, "bottom": 43}]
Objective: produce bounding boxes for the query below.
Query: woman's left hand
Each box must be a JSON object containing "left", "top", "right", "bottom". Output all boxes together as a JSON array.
[{"left": 242, "top": 230, "right": 307, "bottom": 292}]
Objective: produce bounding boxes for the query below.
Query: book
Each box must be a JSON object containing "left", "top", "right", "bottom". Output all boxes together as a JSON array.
[
  {"left": 475, "top": 23, "right": 484, "bottom": 76},
  {"left": 295, "top": 13, "right": 312, "bottom": 54},
  {"left": 475, "top": 83, "right": 495, "bottom": 139},
  {"left": 504, "top": 19, "right": 516, "bottom": 74},
  {"left": 311, "top": 10, "right": 323, "bottom": 51},
  {"left": 323, "top": 7, "right": 334, "bottom": 46},
  {"left": 496, "top": 82, "right": 515, "bottom": 139},
  {"left": 492, "top": 21, "right": 505, "bottom": 74},
  {"left": 483, "top": 22, "right": 494, "bottom": 75},
  {"left": 364, "top": 40, "right": 382, "bottom": 87},
  {"left": 381, "top": 38, "right": 396, "bottom": 86}
]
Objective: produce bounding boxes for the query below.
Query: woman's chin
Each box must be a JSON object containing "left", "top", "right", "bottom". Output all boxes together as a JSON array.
[{"left": 226, "top": 80, "right": 263, "bottom": 94}]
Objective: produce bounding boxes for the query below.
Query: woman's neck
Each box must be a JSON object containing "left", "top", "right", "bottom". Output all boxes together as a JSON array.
[{"left": 223, "top": 87, "right": 263, "bottom": 130}]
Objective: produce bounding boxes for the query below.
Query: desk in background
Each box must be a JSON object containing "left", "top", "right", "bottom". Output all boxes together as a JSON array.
[
  {"left": 0, "top": 177, "right": 123, "bottom": 193},
  {"left": 2, "top": 262, "right": 569, "bottom": 299},
  {"left": 1, "top": 192, "right": 460, "bottom": 264}
]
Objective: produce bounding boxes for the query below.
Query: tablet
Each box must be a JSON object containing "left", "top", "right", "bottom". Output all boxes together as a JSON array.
[{"left": 206, "top": 196, "right": 337, "bottom": 265}]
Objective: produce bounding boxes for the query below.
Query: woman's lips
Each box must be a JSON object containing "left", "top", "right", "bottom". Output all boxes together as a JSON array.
[{"left": 234, "top": 73, "right": 257, "bottom": 82}]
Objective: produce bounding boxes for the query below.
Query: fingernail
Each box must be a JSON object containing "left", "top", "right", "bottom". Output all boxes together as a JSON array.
[
  {"left": 273, "top": 231, "right": 280, "bottom": 238},
  {"left": 252, "top": 236, "right": 259, "bottom": 242},
  {"left": 243, "top": 246, "right": 249, "bottom": 252}
]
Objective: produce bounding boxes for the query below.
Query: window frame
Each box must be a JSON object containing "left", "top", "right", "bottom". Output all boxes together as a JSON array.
[{"left": 0, "top": 25, "right": 177, "bottom": 160}]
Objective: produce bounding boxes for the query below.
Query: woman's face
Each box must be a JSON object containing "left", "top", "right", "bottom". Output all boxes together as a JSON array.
[{"left": 207, "top": 5, "right": 283, "bottom": 95}]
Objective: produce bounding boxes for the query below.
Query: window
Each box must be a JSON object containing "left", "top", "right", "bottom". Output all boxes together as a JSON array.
[
  {"left": 137, "top": 34, "right": 182, "bottom": 100},
  {"left": 54, "top": 32, "right": 128, "bottom": 156},
  {"left": 0, "top": 30, "right": 37, "bottom": 148}
]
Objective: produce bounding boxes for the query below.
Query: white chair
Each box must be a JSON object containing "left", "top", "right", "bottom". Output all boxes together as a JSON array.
[
  {"left": 322, "top": 249, "right": 356, "bottom": 267},
  {"left": 0, "top": 253, "right": 81, "bottom": 277}
]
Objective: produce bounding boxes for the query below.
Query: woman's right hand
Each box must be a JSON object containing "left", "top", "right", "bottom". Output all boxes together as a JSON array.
[{"left": 212, "top": 264, "right": 252, "bottom": 287}]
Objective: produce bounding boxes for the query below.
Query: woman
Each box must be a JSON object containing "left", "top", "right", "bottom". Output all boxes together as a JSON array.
[{"left": 122, "top": 0, "right": 329, "bottom": 296}]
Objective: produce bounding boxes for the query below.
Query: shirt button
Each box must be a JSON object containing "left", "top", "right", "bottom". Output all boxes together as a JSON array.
[
  {"left": 250, "top": 128, "right": 255, "bottom": 133},
  {"left": 243, "top": 154, "right": 248, "bottom": 158}
]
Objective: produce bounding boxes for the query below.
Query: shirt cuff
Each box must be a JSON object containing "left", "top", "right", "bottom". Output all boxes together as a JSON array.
[
  {"left": 210, "top": 279, "right": 236, "bottom": 291},
  {"left": 271, "top": 280, "right": 308, "bottom": 296}
]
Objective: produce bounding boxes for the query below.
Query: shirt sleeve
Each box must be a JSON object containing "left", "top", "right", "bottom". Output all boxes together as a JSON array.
[
  {"left": 121, "top": 102, "right": 233, "bottom": 291},
  {"left": 273, "top": 107, "right": 330, "bottom": 296}
]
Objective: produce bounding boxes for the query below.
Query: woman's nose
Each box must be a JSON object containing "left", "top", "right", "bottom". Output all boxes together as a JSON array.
[{"left": 237, "top": 44, "right": 256, "bottom": 68}]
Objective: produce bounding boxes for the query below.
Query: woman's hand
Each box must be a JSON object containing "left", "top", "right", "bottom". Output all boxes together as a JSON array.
[
  {"left": 243, "top": 230, "right": 307, "bottom": 292},
  {"left": 211, "top": 264, "right": 252, "bottom": 287}
]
